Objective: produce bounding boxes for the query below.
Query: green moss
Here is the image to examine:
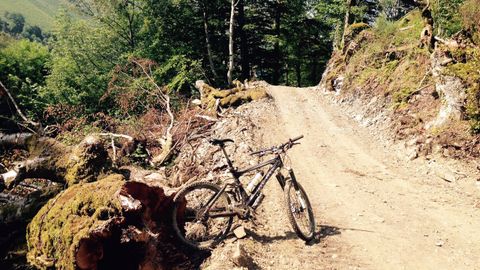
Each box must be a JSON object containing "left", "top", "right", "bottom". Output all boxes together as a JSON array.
[
  {"left": 446, "top": 46, "right": 480, "bottom": 133},
  {"left": 201, "top": 84, "right": 268, "bottom": 110},
  {"left": 26, "top": 174, "right": 125, "bottom": 270},
  {"left": 333, "top": 9, "right": 432, "bottom": 113},
  {"left": 392, "top": 87, "right": 414, "bottom": 108}
]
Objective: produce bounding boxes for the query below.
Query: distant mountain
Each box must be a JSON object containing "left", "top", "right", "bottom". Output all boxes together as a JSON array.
[{"left": 0, "top": 0, "right": 70, "bottom": 31}]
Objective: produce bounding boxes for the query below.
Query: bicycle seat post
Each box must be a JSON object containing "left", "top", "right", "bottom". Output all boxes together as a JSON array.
[{"left": 219, "top": 144, "right": 235, "bottom": 173}]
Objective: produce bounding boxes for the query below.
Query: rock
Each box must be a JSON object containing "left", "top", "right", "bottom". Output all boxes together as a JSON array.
[
  {"left": 333, "top": 76, "right": 344, "bottom": 95},
  {"left": 426, "top": 49, "right": 467, "bottom": 130},
  {"left": 406, "top": 147, "right": 419, "bottom": 160},
  {"left": 436, "top": 171, "right": 456, "bottom": 183},
  {"left": 233, "top": 225, "right": 247, "bottom": 239},
  {"left": 435, "top": 240, "right": 445, "bottom": 247}
]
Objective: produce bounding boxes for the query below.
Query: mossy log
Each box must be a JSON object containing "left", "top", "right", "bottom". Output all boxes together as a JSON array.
[
  {"left": 0, "top": 133, "right": 110, "bottom": 190},
  {"left": 1, "top": 133, "right": 202, "bottom": 269},
  {"left": 0, "top": 133, "right": 114, "bottom": 268},
  {"left": 26, "top": 174, "right": 195, "bottom": 270},
  {"left": 195, "top": 80, "right": 268, "bottom": 110}
]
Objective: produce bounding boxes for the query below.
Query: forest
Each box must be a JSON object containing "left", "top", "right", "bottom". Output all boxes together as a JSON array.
[
  {"left": 1, "top": 0, "right": 480, "bottom": 269},
  {"left": 0, "top": 0, "right": 349, "bottom": 126},
  {"left": 2, "top": 0, "right": 478, "bottom": 133}
]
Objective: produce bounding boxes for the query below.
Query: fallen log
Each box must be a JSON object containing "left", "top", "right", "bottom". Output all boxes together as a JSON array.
[
  {"left": 26, "top": 174, "right": 197, "bottom": 270},
  {"left": 0, "top": 133, "right": 110, "bottom": 190},
  {"left": 0, "top": 131, "right": 205, "bottom": 269},
  {"left": 195, "top": 80, "right": 268, "bottom": 110}
]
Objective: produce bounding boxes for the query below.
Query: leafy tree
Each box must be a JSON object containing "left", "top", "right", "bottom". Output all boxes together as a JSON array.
[
  {"left": 0, "top": 39, "right": 50, "bottom": 118},
  {"left": 3, "top": 12, "right": 26, "bottom": 35},
  {"left": 42, "top": 12, "right": 123, "bottom": 112},
  {"left": 22, "top": 25, "right": 45, "bottom": 42},
  {"left": 68, "top": 0, "right": 145, "bottom": 52}
]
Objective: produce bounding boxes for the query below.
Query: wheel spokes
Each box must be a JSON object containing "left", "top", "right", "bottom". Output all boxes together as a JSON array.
[
  {"left": 289, "top": 187, "right": 312, "bottom": 235},
  {"left": 181, "top": 188, "right": 230, "bottom": 244}
]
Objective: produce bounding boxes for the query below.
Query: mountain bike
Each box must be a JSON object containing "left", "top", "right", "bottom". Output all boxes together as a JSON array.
[{"left": 172, "top": 135, "right": 315, "bottom": 250}]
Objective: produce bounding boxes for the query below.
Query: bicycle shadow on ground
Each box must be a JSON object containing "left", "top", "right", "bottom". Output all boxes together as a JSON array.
[
  {"left": 307, "top": 224, "right": 376, "bottom": 245},
  {"left": 307, "top": 224, "right": 342, "bottom": 245},
  {"left": 242, "top": 224, "right": 343, "bottom": 245}
]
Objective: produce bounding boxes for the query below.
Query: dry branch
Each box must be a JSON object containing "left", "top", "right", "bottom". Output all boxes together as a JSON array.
[
  {"left": 132, "top": 60, "right": 175, "bottom": 167},
  {"left": 0, "top": 80, "right": 41, "bottom": 133},
  {"left": 96, "top": 132, "right": 134, "bottom": 141},
  {"left": 434, "top": 36, "right": 460, "bottom": 49}
]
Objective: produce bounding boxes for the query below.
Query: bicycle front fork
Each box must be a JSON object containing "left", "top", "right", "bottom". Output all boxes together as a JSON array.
[
  {"left": 284, "top": 169, "right": 307, "bottom": 210},
  {"left": 275, "top": 168, "right": 298, "bottom": 189}
]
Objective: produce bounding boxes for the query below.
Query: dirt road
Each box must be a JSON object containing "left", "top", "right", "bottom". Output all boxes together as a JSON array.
[{"left": 255, "top": 86, "right": 480, "bottom": 269}]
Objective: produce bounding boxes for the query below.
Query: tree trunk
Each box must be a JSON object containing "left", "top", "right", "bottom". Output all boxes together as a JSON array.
[
  {"left": 295, "top": 62, "right": 302, "bottom": 87},
  {"left": 285, "top": 63, "right": 289, "bottom": 85},
  {"left": 0, "top": 133, "right": 110, "bottom": 190},
  {"left": 0, "top": 133, "right": 202, "bottom": 269},
  {"left": 419, "top": 0, "right": 434, "bottom": 49},
  {"left": 310, "top": 57, "right": 318, "bottom": 84},
  {"left": 341, "top": 0, "right": 352, "bottom": 50},
  {"left": 272, "top": 1, "right": 282, "bottom": 85},
  {"left": 26, "top": 176, "right": 199, "bottom": 270},
  {"left": 201, "top": 1, "right": 218, "bottom": 80},
  {"left": 127, "top": 0, "right": 136, "bottom": 52},
  {"left": 227, "top": 0, "right": 236, "bottom": 85},
  {"left": 238, "top": 0, "right": 250, "bottom": 81}
]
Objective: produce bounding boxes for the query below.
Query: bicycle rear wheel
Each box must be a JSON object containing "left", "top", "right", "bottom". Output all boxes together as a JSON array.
[
  {"left": 284, "top": 180, "right": 315, "bottom": 241},
  {"left": 172, "top": 181, "right": 233, "bottom": 250}
]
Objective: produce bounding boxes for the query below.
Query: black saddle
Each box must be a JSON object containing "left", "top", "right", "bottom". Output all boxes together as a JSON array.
[{"left": 209, "top": 138, "right": 234, "bottom": 146}]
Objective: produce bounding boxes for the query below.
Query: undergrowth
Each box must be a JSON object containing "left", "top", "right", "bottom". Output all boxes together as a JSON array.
[
  {"left": 340, "top": 10, "right": 431, "bottom": 109},
  {"left": 327, "top": 7, "right": 480, "bottom": 136},
  {"left": 446, "top": 47, "right": 480, "bottom": 133}
]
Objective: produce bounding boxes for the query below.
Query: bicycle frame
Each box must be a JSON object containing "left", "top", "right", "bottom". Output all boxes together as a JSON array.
[{"left": 204, "top": 144, "right": 291, "bottom": 218}]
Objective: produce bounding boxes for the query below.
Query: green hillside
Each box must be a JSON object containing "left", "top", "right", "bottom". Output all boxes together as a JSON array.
[{"left": 0, "top": 0, "right": 68, "bottom": 31}]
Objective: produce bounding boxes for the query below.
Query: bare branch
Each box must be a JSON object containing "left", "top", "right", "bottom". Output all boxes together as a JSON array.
[
  {"left": 0, "top": 80, "right": 40, "bottom": 132},
  {"left": 195, "top": 114, "right": 218, "bottom": 122},
  {"left": 132, "top": 59, "right": 175, "bottom": 166}
]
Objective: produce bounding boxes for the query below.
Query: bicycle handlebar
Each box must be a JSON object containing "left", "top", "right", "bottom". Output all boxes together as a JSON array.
[{"left": 251, "top": 135, "right": 303, "bottom": 156}]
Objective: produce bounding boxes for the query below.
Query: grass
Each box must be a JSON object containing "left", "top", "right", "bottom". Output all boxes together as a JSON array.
[
  {"left": 339, "top": 10, "right": 431, "bottom": 107},
  {"left": 446, "top": 47, "right": 480, "bottom": 133},
  {"left": 0, "top": 0, "right": 70, "bottom": 31}
]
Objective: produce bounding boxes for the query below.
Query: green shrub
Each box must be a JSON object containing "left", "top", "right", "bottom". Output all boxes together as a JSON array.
[
  {"left": 432, "top": 0, "right": 465, "bottom": 37},
  {"left": 0, "top": 39, "right": 50, "bottom": 118},
  {"left": 447, "top": 47, "right": 480, "bottom": 133}
]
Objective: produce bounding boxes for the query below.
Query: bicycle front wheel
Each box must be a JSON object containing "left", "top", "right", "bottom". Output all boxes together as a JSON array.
[
  {"left": 172, "top": 181, "right": 233, "bottom": 250},
  {"left": 284, "top": 180, "right": 315, "bottom": 241}
]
